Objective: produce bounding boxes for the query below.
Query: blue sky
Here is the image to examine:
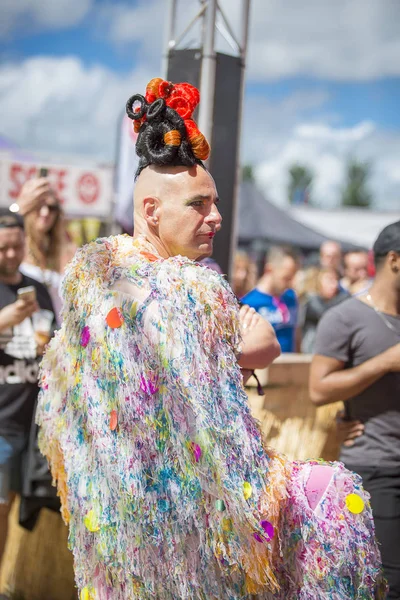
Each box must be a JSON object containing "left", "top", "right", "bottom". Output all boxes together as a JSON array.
[
  {"left": 0, "top": 0, "right": 399, "bottom": 209},
  {"left": 247, "top": 79, "right": 400, "bottom": 131}
]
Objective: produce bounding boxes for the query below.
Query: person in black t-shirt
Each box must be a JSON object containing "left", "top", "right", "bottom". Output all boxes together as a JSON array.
[
  {"left": 310, "top": 221, "right": 400, "bottom": 598},
  {"left": 0, "top": 209, "right": 55, "bottom": 567}
]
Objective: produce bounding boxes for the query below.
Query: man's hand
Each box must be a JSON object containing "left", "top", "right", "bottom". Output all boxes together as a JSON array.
[
  {"left": 17, "top": 178, "right": 52, "bottom": 215},
  {"left": 0, "top": 299, "right": 39, "bottom": 331},
  {"left": 239, "top": 304, "right": 259, "bottom": 332},
  {"left": 336, "top": 410, "right": 365, "bottom": 447}
]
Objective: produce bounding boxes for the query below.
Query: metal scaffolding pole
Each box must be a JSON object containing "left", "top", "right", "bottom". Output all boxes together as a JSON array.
[
  {"left": 162, "top": 0, "right": 178, "bottom": 78},
  {"left": 229, "top": 0, "right": 251, "bottom": 270},
  {"left": 198, "top": 0, "right": 217, "bottom": 152}
]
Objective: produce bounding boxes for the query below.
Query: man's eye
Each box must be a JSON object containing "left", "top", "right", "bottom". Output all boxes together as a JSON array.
[{"left": 191, "top": 201, "right": 204, "bottom": 207}]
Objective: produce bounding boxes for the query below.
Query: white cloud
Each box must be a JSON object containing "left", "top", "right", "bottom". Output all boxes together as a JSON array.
[
  {"left": 295, "top": 122, "right": 376, "bottom": 143},
  {"left": 252, "top": 118, "right": 400, "bottom": 210},
  {"left": 246, "top": 0, "right": 400, "bottom": 81},
  {"left": 97, "top": 0, "right": 165, "bottom": 48},
  {"left": 0, "top": 56, "right": 151, "bottom": 160},
  {"left": 208, "top": 0, "right": 400, "bottom": 81},
  {"left": 1, "top": 0, "right": 93, "bottom": 37}
]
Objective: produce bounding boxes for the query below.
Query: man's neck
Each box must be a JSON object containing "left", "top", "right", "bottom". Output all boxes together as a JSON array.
[
  {"left": 257, "top": 274, "right": 276, "bottom": 297},
  {"left": 368, "top": 277, "right": 400, "bottom": 316},
  {"left": 0, "top": 271, "right": 23, "bottom": 286},
  {"left": 133, "top": 228, "right": 170, "bottom": 260}
]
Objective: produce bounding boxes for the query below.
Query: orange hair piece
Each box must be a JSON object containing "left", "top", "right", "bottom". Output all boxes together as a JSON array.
[
  {"left": 146, "top": 78, "right": 163, "bottom": 103},
  {"left": 163, "top": 130, "right": 181, "bottom": 147},
  {"left": 185, "top": 119, "right": 210, "bottom": 160},
  {"left": 190, "top": 133, "right": 210, "bottom": 160}
]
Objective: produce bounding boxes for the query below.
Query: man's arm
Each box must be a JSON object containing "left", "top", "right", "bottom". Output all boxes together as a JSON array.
[
  {"left": 238, "top": 305, "right": 281, "bottom": 370},
  {"left": 309, "top": 344, "right": 400, "bottom": 406}
]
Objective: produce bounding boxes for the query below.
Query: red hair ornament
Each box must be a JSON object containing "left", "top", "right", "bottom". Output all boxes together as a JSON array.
[{"left": 128, "top": 78, "right": 210, "bottom": 161}]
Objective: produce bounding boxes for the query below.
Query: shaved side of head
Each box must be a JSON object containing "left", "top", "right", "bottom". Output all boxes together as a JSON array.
[{"left": 134, "top": 165, "right": 198, "bottom": 213}]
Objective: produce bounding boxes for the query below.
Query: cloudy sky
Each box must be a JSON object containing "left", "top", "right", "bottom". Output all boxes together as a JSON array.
[{"left": 1, "top": 0, "right": 399, "bottom": 209}]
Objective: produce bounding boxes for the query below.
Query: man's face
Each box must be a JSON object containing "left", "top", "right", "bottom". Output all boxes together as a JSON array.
[
  {"left": 0, "top": 227, "right": 25, "bottom": 279},
  {"left": 345, "top": 252, "right": 368, "bottom": 284},
  {"left": 320, "top": 242, "right": 342, "bottom": 269},
  {"left": 156, "top": 166, "right": 222, "bottom": 261},
  {"left": 319, "top": 270, "right": 339, "bottom": 300},
  {"left": 269, "top": 256, "right": 298, "bottom": 296}
]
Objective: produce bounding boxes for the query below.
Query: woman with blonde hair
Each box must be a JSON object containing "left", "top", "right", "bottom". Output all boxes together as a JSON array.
[{"left": 14, "top": 177, "right": 72, "bottom": 323}]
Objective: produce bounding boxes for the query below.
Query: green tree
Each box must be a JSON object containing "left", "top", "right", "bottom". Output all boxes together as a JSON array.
[
  {"left": 341, "top": 159, "right": 372, "bottom": 208},
  {"left": 242, "top": 164, "right": 255, "bottom": 182},
  {"left": 288, "top": 164, "right": 313, "bottom": 205}
]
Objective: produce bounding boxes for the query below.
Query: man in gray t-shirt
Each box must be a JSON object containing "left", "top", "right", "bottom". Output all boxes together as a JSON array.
[
  {"left": 310, "top": 220, "right": 400, "bottom": 599},
  {"left": 313, "top": 297, "right": 400, "bottom": 467}
]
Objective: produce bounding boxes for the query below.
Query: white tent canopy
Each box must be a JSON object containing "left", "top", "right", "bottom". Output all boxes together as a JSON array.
[{"left": 290, "top": 206, "right": 399, "bottom": 249}]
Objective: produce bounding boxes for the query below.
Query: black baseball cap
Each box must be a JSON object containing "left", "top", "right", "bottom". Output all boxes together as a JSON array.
[
  {"left": 0, "top": 208, "right": 24, "bottom": 230},
  {"left": 373, "top": 220, "right": 400, "bottom": 257}
]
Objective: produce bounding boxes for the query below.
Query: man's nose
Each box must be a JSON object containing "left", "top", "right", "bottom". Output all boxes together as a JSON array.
[
  {"left": 207, "top": 203, "right": 222, "bottom": 229},
  {"left": 6, "top": 248, "right": 16, "bottom": 259}
]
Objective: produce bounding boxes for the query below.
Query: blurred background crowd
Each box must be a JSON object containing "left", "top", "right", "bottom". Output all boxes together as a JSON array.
[{"left": 231, "top": 237, "right": 373, "bottom": 354}]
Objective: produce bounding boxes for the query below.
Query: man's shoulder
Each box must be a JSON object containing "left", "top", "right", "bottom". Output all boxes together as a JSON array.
[
  {"left": 319, "top": 296, "right": 363, "bottom": 326},
  {"left": 242, "top": 288, "right": 271, "bottom": 305},
  {"left": 281, "top": 288, "right": 297, "bottom": 306}
]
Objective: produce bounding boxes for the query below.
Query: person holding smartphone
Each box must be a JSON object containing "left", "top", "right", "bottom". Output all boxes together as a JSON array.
[
  {"left": 11, "top": 171, "right": 74, "bottom": 324},
  {"left": 0, "top": 208, "right": 55, "bottom": 569}
]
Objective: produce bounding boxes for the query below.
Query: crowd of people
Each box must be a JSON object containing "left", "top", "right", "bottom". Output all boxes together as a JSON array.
[
  {"left": 233, "top": 240, "right": 373, "bottom": 355},
  {"left": 0, "top": 75, "right": 398, "bottom": 599}
]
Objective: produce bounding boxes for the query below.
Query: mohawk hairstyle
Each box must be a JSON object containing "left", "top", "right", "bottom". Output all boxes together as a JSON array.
[{"left": 126, "top": 78, "right": 210, "bottom": 178}]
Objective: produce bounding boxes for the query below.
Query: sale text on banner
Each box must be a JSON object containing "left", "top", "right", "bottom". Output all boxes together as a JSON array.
[{"left": 0, "top": 159, "right": 113, "bottom": 218}]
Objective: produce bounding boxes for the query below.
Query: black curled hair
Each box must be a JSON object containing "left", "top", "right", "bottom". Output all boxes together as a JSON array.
[{"left": 126, "top": 94, "right": 204, "bottom": 179}]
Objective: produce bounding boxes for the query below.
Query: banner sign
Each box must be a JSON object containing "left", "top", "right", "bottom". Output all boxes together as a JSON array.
[{"left": 0, "top": 158, "right": 113, "bottom": 218}]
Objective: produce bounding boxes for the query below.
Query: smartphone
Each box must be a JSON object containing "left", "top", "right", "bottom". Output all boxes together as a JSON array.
[
  {"left": 38, "top": 167, "right": 48, "bottom": 178},
  {"left": 17, "top": 286, "right": 37, "bottom": 303}
]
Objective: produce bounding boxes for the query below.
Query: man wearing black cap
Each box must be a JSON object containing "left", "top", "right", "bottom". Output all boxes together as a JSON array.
[
  {"left": 0, "top": 209, "right": 55, "bottom": 571},
  {"left": 310, "top": 220, "right": 400, "bottom": 598}
]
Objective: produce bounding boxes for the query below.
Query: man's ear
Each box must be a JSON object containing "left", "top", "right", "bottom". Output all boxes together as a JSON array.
[
  {"left": 143, "top": 196, "right": 160, "bottom": 227},
  {"left": 388, "top": 250, "right": 400, "bottom": 273}
]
